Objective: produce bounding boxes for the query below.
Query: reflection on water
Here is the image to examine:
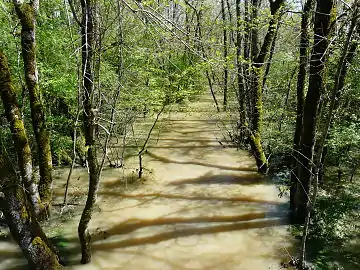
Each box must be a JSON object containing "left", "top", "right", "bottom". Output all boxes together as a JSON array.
[{"left": 0, "top": 98, "right": 296, "bottom": 270}]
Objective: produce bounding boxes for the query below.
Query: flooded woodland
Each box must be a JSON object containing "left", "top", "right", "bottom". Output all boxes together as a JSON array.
[{"left": 2, "top": 97, "right": 295, "bottom": 269}]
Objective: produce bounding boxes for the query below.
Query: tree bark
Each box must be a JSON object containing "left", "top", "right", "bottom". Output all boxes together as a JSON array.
[
  {"left": 236, "top": 0, "right": 246, "bottom": 131},
  {"left": 299, "top": 16, "right": 358, "bottom": 264},
  {"left": 243, "top": 0, "right": 252, "bottom": 117},
  {"left": 13, "top": 0, "right": 53, "bottom": 213},
  {"left": 293, "top": 0, "right": 334, "bottom": 223},
  {"left": 0, "top": 155, "right": 62, "bottom": 270},
  {"left": 248, "top": 0, "right": 284, "bottom": 173},
  {"left": 78, "top": 0, "right": 100, "bottom": 264},
  {"left": 290, "top": 0, "right": 314, "bottom": 212},
  {"left": 0, "top": 50, "right": 41, "bottom": 215},
  {"left": 262, "top": 21, "right": 280, "bottom": 90},
  {"left": 221, "top": 0, "right": 228, "bottom": 110},
  {"left": 251, "top": 0, "right": 260, "bottom": 60}
]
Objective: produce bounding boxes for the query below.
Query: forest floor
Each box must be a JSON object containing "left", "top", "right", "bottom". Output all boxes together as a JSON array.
[{"left": 0, "top": 96, "right": 296, "bottom": 270}]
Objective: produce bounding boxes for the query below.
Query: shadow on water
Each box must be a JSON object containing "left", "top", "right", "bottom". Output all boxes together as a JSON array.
[
  {"left": 168, "top": 172, "right": 265, "bottom": 186},
  {"left": 146, "top": 151, "right": 256, "bottom": 172},
  {"left": 150, "top": 138, "right": 232, "bottom": 143},
  {"left": 96, "top": 190, "right": 285, "bottom": 206},
  {"left": 90, "top": 218, "right": 289, "bottom": 252},
  {"left": 171, "top": 129, "right": 221, "bottom": 135}
]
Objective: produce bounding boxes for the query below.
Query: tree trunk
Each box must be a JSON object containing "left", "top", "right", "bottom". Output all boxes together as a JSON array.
[
  {"left": 251, "top": 0, "right": 260, "bottom": 60},
  {"left": 297, "top": 15, "right": 358, "bottom": 257},
  {"left": 236, "top": 0, "right": 246, "bottom": 132},
  {"left": 0, "top": 156, "right": 62, "bottom": 270},
  {"left": 78, "top": 0, "right": 100, "bottom": 264},
  {"left": 313, "top": 4, "right": 359, "bottom": 188},
  {"left": 13, "top": 0, "right": 53, "bottom": 213},
  {"left": 262, "top": 21, "right": 280, "bottom": 90},
  {"left": 0, "top": 50, "right": 41, "bottom": 215},
  {"left": 226, "top": 0, "right": 235, "bottom": 45},
  {"left": 248, "top": 0, "right": 284, "bottom": 173},
  {"left": 221, "top": 0, "right": 228, "bottom": 110},
  {"left": 290, "top": 0, "right": 314, "bottom": 212},
  {"left": 293, "top": 0, "right": 334, "bottom": 223},
  {"left": 243, "top": 0, "right": 252, "bottom": 117}
]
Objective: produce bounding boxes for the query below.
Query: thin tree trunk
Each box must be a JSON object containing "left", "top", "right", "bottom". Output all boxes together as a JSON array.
[
  {"left": 262, "top": 21, "right": 281, "bottom": 90},
  {"left": 206, "top": 70, "right": 220, "bottom": 112},
  {"left": 333, "top": 25, "right": 359, "bottom": 112},
  {"left": 294, "top": 0, "right": 334, "bottom": 223},
  {"left": 290, "top": 0, "right": 314, "bottom": 212},
  {"left": 226, "top": 0, "right": 235, "bottom": 46},
  {"left": 236, "top": 0, "right": 246, "bottom": 131},
  {"left": 0, "top": 155, "right": 62, "bottom": 269},
  {"left": 78, "top": 0, "right": 100, "bottom": 264},
  {"left": 13, "top": 0, "right": 53, "bottom": 213},
  {"left": 251, "top": 0, "right": 260, "bottom": 60},
  {"left": 221, "top": 0, "right": 228, "bottom": 110},
  {"left": 244, "top": 0, "right": 252, "bottom": 117},
  {"left": 0, "top": 50, "right": 41, "bottom": 215},
  {"left": 63, "top": 0, "right": 83, "bottom": 207},
  {"left": 278, "top": 66, "right": 296, "bottom": 132}
]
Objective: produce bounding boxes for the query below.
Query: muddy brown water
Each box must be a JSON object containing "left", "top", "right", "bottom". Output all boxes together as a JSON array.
[{"left": 0, "top": 97, "right": 296, "bottom": 270}]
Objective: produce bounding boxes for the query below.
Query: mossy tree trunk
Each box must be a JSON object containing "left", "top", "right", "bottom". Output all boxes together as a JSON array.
[
  {"left": 77, "top": 0, "right": 100, "bottom": 264},
  {"left": 0, "top": 50, "right": 41, "bottom": 215},
  {"left": 247, "top": 0, "right": 284, "bottom": 173},
  {"left": 0, "top": 155, "right": 62, "bottom": 270},
  {"left": 293, "top": 0, "right": 334, "bottom": 223},
  {"left": 290, "top": 0, "right": 315, "bottom": 212},
  {"left": 13, "top": 0, "right": 53, "bottom": 212}
]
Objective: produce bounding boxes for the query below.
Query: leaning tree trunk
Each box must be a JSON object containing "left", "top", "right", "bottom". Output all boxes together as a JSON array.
[
  {"left": 293, "top": 0, "right": 334, "bottom": 223},
  {"left": 13, "top": 0, "right": 53, "bottom": 213},
  {"left": 248, "top": 0, "right": 284, "bottom": 173},
  {"left": 0, "top": 155, "right": 62, "bottom": 270},
  {"left": 0, "top": 50, "right": 41, "bottom": 215},
  {"left": 78, "top": 0, "right": 100, "bottom": 264},
  {"left": 290, "top": 0, "right": 315, "bottom": 212}
]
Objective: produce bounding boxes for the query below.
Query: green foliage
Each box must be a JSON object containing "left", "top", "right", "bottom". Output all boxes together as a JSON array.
[{"left": 302, "top": 178, "right": 360, "bottom": 270}]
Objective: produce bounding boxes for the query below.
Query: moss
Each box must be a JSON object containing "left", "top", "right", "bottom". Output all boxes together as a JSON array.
[
  {"left": 30, "top": 237, "right": 63, "bottom": 269},
  {"left": 18, "top": 3, "right": 35, "bottom": 30},
  {"left": 251, "top": 66, "right": 264, "bottom": 134},
  {"left": 31, "top": 236, "right": 43, "bottom": 246},
  {"left": 21, "top": 206, "right": 29, "bottom": 219},
  {"left": 329, "top": 5, "right": 337, "bottom": 26},
  {"left": 250, "top": 132, "right": 268, "bottom": 173}
]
